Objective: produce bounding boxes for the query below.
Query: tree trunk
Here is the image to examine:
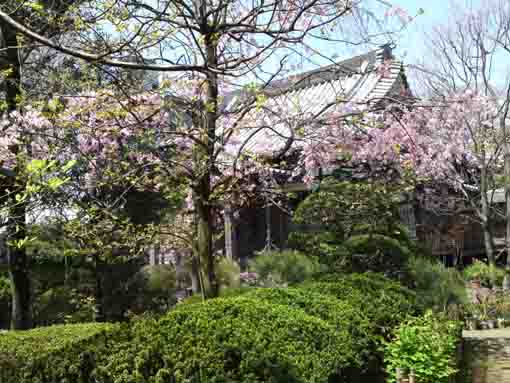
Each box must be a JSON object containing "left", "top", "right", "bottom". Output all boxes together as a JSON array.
[
  {"left": 2, "top": 22, "right": 33, "bottom": 330},
  {"left": 480, "top": 165, "right": 496, "bottom": 270},
  {"left": 502, "top": 116, "right": 510, "bottom": 268},
  {"left": 189, "top": 254, "right": 202, "bottom": 294},
  {"left": 194, "top": 195, "right": 218, "bottom": 297},
  {"left": 224, "top": 204, "right": 238, "bottom": 260},
  {"left": 482, "top": 219, "right": 495, "bottom": 264},
  {"left": 8, "top": 246, "right": 32, "bottom": 330},
  {"left": 188, "top": 30, "right": 219, "bottom": 298}
]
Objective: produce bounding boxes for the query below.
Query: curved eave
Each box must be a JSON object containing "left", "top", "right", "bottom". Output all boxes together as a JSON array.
[{"left": 364, "top": 60, "right": 404, "bottom": 105}]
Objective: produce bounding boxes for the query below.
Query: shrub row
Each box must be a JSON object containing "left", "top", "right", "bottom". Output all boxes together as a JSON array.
[
  {"left": 309, "top": 272, "right": 418, "bottom": 337},
  {"left": 244, "top": 287, "right": 374, "bottom": 371},
  {"left": 99, "top": 297, "right": 345, "bottom": 383},
  {"left": 0, "top": 322, "right": 125, "bottom": 383},
  {"left": 0, "top": 272, "right": 418, "bottom": 383}
]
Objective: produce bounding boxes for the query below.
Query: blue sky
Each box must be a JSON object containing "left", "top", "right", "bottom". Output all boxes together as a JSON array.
[
  {"left": 392, "top": 0, "right": 464, "bottom": 63},
  {"left": 277, "top": 0, "right": 477, "bottom": 76}
]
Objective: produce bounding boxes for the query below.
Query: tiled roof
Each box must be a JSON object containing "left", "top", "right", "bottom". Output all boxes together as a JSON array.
[{"left": 225, "top": 45, "right": 407, "bottom": 156}]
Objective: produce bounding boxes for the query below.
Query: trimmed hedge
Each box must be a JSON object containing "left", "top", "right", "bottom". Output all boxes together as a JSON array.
[
  {"left": 98, "top": 297, "right": 345, "bottom": 383},
  {"left": 304, "top": 272, "right": 418, "bottom": 337},
  {"left": 244, "top": 287, "right": 375, "bottom": 371},
  {"left": 0, "top": 322, "right": 125, "bottom": 383}
]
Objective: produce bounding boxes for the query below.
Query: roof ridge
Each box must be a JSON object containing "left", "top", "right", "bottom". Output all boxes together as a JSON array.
[{"left": 266, "top": 45, "right": 395, "bottom": 95}]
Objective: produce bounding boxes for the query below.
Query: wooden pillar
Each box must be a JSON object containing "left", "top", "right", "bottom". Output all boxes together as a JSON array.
[
  {"left": 409, "top": 370, "right": 416, "bottom": 383},
  {"left": 399, "top": 201, "right": 417, "bottom": 240},
  {"left": 396, "top": 368, "right": 412, "bottom": 383},
  {"left": 224, "top": 204, "right": 237, "bottom": 259},
  {"left": 149, "top": 247, "right": 156, "bottom": 265},
  {"left": 264, "top": 203, "right": 272, "bottom": 250},
  {"left": 396, "top": 368, "right": 403, "bottom": 382}
]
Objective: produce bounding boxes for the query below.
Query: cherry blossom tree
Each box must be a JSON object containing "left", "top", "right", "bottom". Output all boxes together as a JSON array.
[
  {"left": 410, "top": 0, "right": 510, "bottom": 267},
  {"left": 0, "top": 0, "right": 418, "bottom": 301},
  {"left": 323, "top": 91, "right": 503, "bottom": 267}
]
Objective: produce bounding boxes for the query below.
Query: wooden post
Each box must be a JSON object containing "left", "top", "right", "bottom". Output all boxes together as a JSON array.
[
  {"left": 224, "top": 204, "right": 237, "bottom": 259},
  {"left": 396, "top": 368, "right": 410, "bottom": 383},
  {"left": 409, "top": 370, "right": 416, "bottom": 383},
  {"left": 396, "top": 368, "right": 403, "bottom": 382}
]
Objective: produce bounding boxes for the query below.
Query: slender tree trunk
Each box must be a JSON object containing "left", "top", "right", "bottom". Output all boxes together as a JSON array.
[
  {"left": 189, "top": 253, "right": 202, "bottom": 294},
  {"left": 502, "top": 116, "right": 510, "bottom": 268},
  {"left": 189, "top": 30, "right": 219, "bottom": 298},
  {"left": 195, "top": 197, "right": 217, "bottom": 297},
  {"left": 1, "top": 22, "right": 33, "bottom": 330},
  {"left": 8, "top": 242, "right": 32, "bottom": 330},
  {"left": 480, "top": 165, "right": 496, "bottom": 269}
]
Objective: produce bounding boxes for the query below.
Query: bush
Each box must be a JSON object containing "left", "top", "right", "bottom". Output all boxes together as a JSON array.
[
  {"left": 216, "top": 256, "right": 241, "bottom": 289},
  {"left": 287, "top": 231, "right": 346, "bottom": 266},
  {"left": 407, "top": 256, "right": 468, "bottom": 311},
  {"left": 463, "top": 260, "right": 505, "bottom": 287},
  {"left": 244, "top": 287, "right": 376, "bottom": 371},
  {"left": 98, "top": 297, "right": 345, "bottom": 383},
  {"left": 0, "top": 275, "right": 11, "bottom": 328},
  {"left": 34, "top": 287, "right": 96, "bottom": 326},
  {"left": 292, "top": 179, "right": 403, "bottom": 241},
  {"left": 249, "top": 250, "right": 323, "bottom": 286},
  {"left": 131, "top": 264, "right": 177, "bottom": 313},
  {"left": 0, "top": 322, "right": 125, "bottom": 383},
  {"left": 385, "top": 311, "right": 463, "bottom": 383},
  {"left": 340, "top": 234, "right": 411, "bottom": 275},
  {"left": 303, "top": 272, "right": 418, "bottom": 337},
  {"left": 178, "top": 286, "right": 253, "bottom": 305}
]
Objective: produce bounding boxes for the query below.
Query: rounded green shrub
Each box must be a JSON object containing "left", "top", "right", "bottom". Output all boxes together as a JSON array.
[
  {"left": 244, "top": 287, "right": 376, "bottom": 371},
  {"left": 303, "top": 272, "right": 418, "bottom": 337},
  {"left": 0, "top": 322, "right": 125, "bottom": 383},
  {"left": 216, "top": 256, "right": 241, "bottom": 289},
  {"left": 99, "top": 296, "right": 345, "bottom": 383},
  {"left": 249, "top": 249, "right": 323, "bottom": 286},
  {"left": 407, "top": 256, "right": 468, "bottom": 311},
  {"left": 341, "top": 234, "right": 411, "bottom": 274},
  {"left": 178, "top": 286, "right": 253, "bottom": 306}
]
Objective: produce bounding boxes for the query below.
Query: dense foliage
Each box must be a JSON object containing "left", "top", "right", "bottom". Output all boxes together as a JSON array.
[
  {"left": 407, "top": 256, "right": 468, "bottom": 311},
  {"left": 0, "top": 261, "right": 178, "bottom": 329},
  {"left": 341, "top": 234, "right": 411, "bottom": 275},
  {"left": 0, "top": 323, "right": 124, "bottom": 383},
  {"left": 97, "top": 297, "right": 346, "bottom": 383},
  {"left": 0, "top": 271, "right": 423, "bottom": 382},
  {"left": 249, "top": 250, "right": 323, "bottom": 286},
  {"left": 463, "top": 260, "right": 505, "bottom": 287},
  {"left": 0, "top": 275, "right": 10, "bottom": 328},
  {"left": 216, "top": 257, "right": 241, "bottom": 290},
  {"left": 244, "top": 287, "right": 375, "bottom": 372},
  {"left": 292, "top": 180, "right": 405, "bottom": 240},
  {"left": 289, "top": 180, "right": 413, "bottom": 276},
  {"left": 385, "top": 312, "right": 463, "bottom": 383},
  {"left": 305, "top": 273, "right": 418, "bottom": 337}
]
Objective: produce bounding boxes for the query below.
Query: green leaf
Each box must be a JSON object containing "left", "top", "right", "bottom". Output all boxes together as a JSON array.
[{"left": 61, "top": 159, "right": 77, "bottom": 173}]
